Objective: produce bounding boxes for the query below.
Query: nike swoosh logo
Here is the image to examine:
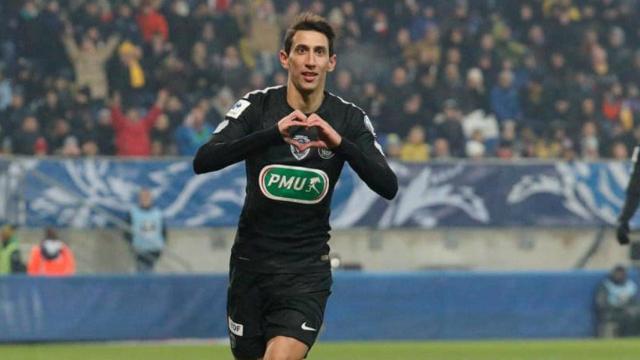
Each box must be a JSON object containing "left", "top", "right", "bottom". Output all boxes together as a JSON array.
[{"left": 301, "top": 322, "right": 317, "bottom": 332}]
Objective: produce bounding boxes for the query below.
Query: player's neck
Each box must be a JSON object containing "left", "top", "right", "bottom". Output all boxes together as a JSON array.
[{"left": 286, "top": 80, "right": 324, "bottom": 114}]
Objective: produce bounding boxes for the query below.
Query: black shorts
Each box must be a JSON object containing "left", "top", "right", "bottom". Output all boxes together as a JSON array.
[{"left": 227, "top": 264, "right": 332, "bottom": 359}]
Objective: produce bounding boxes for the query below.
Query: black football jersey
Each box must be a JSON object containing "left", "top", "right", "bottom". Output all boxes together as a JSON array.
[{"left": 194, "top": 86, "right": 397, "bottom": 273}]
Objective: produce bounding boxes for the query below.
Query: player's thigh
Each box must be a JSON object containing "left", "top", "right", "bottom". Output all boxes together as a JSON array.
[
  {"left": 263, "top": 272, "right": 332, "bottom": 353},
  {"left": 263, "top": 335, "right": 309, "bottom": 360},
  {"left": 227, "top": 266, "right": 267, "bottom": 359}
]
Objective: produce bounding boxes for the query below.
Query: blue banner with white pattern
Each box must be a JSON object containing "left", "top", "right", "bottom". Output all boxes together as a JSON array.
[{"left": 0, "top": 157, "right": 634, "bottom": 228}]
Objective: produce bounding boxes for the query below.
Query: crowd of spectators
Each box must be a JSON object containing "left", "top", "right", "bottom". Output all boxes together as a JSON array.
[{"left": 1, "top": 0, "right": 640, "bottom": 161}]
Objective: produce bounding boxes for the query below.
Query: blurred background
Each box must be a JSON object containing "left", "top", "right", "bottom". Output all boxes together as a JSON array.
[{"left": 1, "top": 0, "right": 640, "bottom": 356}]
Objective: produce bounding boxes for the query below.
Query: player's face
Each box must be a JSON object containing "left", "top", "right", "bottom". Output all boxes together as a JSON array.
[{"left": 280, "top": 30, "right": 336, "bottom": 94}]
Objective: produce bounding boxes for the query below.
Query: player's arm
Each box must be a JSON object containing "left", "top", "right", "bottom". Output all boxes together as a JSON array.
[
  {"left": 305, "top": 113, "right": 398, "bottom": 200},
  {"left": 337, "top": 115, "right": 398, "bottom": 200},
  {"left": 193, "top": 99, "right": 307, "bottom": 174},
  {"left": 617, "top": 146, "right": 640, "bottom": 245}
]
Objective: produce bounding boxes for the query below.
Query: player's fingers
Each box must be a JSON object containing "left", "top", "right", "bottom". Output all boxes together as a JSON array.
[
  {"left": 284, "top": 137, "right": 306, "bottom": 151},
  {"left": 307, "top": 113, "right": 325, "bottom": 123},
  {"left": 304, "top": 118, "right": 325, "bottom": 130},
  {"left": 291, "top": 110, "right": 307, "bottom": 122},
  {"left": 298, "top": 140, "right": 327, "bottom": 151}
]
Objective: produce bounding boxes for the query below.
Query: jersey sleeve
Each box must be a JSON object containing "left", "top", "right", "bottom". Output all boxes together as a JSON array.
[
  {"left": 193, "top": 96, "right": 283, "bottom": 174},
  {"left": 335, "top": 111, "right": 398, "bottom": 200},
  {"left": 619, "top": 145, "right": 640, "bottom": 223}
]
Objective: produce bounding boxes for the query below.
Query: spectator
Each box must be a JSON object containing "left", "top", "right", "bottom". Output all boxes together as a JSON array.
[
  {"left": 220, "top": 45, "right": 247, "bottom": 94},
  {"left": 70, "top": 0, "right": 102, "bottom": 34},
  {"left": 136, "top": 0, "right": 169, "bottom": 44},
  {"left": 37, "top": 0, "right": 67, "bottom": 74},
  {"left": 156, "top": 53, "right": 190, "bottom": 95},
  {"left": 151, "top": 114, "right": 174, "bottom": 156},
  {"left": 62, "top": 24, "right": 120, "bottom": 101},
  {"left": 37, "top": 90, "right": 66, "bottom": 127},
  {"left": 383, "top": 133, "right": 402, "bottom": 160},
  {"left": 435, "top": 99, "right": 466, "bottom": 157},
  {"left": 112, "top": 3, "right": 142, "bottom": 44},
  {"left": 165, "top": 0, "right": 195, "bottom": 59},
  {"left": 247, "top": 0, "right": 280, "bottom": 77},
  {"left": 579, "top": 121, "right": 600, "bottom": 159},
  {"left": 432, "top": 137, "right": 451, "bottom": 160},
  {"left": 12, "top": 115, "right": 46, "bottom": 155},
  {"left": 175, "top": 106, "right": 213, "bottom": 156},
  {"left": 93, "top": 108, "right": 116, "bottom": 156},
  {"left": 395, "top": 94, "right": 426, "bottom": 138},
  {"left": 333, "top": 69, "right": 358, "bottom": 104},
  {"left": 110, "top": 89, "right": 168, "bottom": 157},
  {"left": 0, "top": 69, "right": 12, "bottom": 111},
  {"left": 460, "top": 67, "right": 490, "bottom": 115},
  {"left": 490, "top": 70, "right": 522, "bottom": 124},
  {"left": 466, "top": 129, "right": 487, "bottom": 160},
  {"left": 611, "top": 141, "right": 629, "bottom": 160},
  {"left": 111, "top": 40, "right": 147, "bottom": 106},
  {"left": 127, "top": 188, "right": 167, "bottom": 273},
  {"left": 15, "top": 1, "right": 40, "bottom": 59},
  {"left": 0, "top": 223, "right": 25, "bottom": 274},
  {"left": 190, "top": 41, "right": 221, "bottom": 98},
  {"left": 27, "top": 228, "right": 76, "bottom": 276},
  {"left": 400, "top": 125, "right": 429, "bottom": 163},
  {"left": 47, "top": 118, "right": 77, "bottom": 155},
  {"left": 595, "top": 265, "right": 640, "bottom": 338}
]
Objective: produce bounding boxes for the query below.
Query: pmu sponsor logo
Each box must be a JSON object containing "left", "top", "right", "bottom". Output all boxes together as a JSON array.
[{"left": 259, "top": 164, "right": 329, "bottom": 204}]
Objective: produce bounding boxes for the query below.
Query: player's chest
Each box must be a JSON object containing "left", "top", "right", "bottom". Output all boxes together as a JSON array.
[{"left": 260, "top": 108, "right": 345, "bottom": 166}]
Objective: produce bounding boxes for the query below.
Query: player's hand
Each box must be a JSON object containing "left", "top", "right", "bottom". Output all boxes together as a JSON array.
[
  {"left": 278, "top": 110, "right": 307, "bottom": 150},
  {"left": 617, "top": 221, "right": 631, "bottom": 245},
  {"left": 300, "top": 113, "right": 342, "bottom": 150}
]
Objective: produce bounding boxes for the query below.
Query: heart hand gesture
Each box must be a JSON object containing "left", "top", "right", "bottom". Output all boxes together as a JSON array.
[{"left": 278, "top": 111, "right": 342, "bottom": 151}]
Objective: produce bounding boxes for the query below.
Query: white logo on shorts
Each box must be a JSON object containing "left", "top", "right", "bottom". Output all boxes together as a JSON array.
[
  {"left": 301, "top": 322, "right": 317, "bottom": 332},
  {"left": 229, "top": 317, "right": 244, "bottom": 336}
]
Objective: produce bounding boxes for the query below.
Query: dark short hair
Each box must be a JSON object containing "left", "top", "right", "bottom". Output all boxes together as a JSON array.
[{"left": 283, "top": 12, "right": 335, "bottom": 56}]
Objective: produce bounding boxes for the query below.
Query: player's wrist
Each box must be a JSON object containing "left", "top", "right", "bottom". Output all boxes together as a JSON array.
[
  {"left": 271, "top": 124, "right": 286, "bottom": 142},
  {"left": 329, "top": 135, "right": 342, "bottom": 149}
]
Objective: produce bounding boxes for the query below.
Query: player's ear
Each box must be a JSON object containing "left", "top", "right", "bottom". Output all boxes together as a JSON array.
[
  {"left": 279, "top": 50, "right": 290, "bottom": 70},
  {"left": 327, "top": 54, "right": 336, "bottom": 72}
]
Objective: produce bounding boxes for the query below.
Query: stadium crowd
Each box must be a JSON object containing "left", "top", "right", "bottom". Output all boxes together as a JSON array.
[{"left": 1, "top": 0, "right": 640, "bottom": 160}]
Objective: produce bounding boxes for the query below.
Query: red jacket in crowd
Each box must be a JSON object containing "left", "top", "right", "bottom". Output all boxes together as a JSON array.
[
  {"left": 137, "top": 8, "right": 169, "bottom": 42},
  {"left": 111, "top": 105, "right": 162, "bottom": 156}
]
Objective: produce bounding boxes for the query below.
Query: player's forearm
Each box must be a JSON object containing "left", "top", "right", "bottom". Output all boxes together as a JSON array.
[
  {"left": 193, "top": 125, "right": 282, "bottom": 173},
  {"left": 619, "top": 160, "right": 640, "bottom": 223},
  {"left": 335, "top": 139, "right": 398, "bottom": 200}
]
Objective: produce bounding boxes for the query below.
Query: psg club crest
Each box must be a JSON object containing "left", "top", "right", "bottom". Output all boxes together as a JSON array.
[{"left": 290, "top": 135, "right": 311, "bottom": 160}]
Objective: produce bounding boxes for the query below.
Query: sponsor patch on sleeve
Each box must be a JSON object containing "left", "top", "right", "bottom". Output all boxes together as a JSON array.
[
  {"left": 228, "top": 317, "right": 244, "bottom": 336},
  {"left": 226, "top": 99, "right": 251, "bottom": 119}
]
